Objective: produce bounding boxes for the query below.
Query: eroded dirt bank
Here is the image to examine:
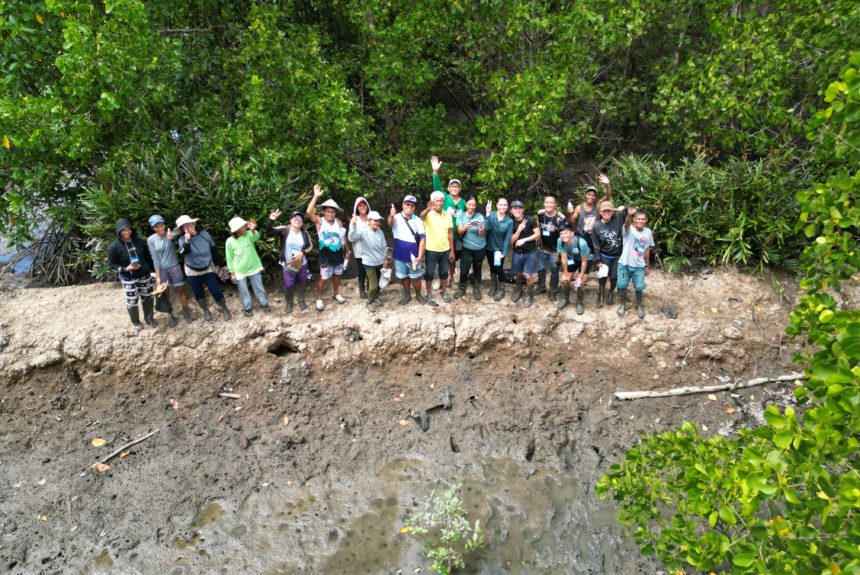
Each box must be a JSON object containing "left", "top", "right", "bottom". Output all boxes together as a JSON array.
[{"left": 0, "top": 270, "right": 800, "bottom": 574}]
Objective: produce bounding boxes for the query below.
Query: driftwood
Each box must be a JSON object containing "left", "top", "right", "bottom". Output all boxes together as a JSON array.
[
  {"left": 613, "top": 373, "right": 804, "bottom": 400},
  {"left": 92, "top": 429, "right": 160, "bottom": 467},
  {"left": 219, "top": 393, "right": 242, "bottom": 399}
]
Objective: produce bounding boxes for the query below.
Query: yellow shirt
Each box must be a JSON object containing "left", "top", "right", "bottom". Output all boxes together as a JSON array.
[{"left": 424, "top": 209, "right": 452, "bottom": 252}]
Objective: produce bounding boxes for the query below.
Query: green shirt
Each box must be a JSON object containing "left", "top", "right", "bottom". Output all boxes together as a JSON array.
[
  {"left": 225, "top": 229, "right": 264, "bottom": 279},
  {"left": 433, "top": 174, "right": 466, "bottom": 248}
]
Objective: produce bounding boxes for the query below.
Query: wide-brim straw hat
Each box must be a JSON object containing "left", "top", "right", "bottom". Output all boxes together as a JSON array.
[
  {"left": 319, "top": 199, "right": 342, "bottom": 211},
  {"left": 228, "top": 216, "right": 248, "bottom": 234}
]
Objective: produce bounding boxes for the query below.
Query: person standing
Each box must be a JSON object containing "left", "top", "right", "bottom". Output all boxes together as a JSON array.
[
  {"left": 557, "top": 226, "right": 593, "bottom": 314},
  {"left": 454, "top": 197, "right": 487, "bottom": 300},
  {"left": 509, "top": 200, "right": 541, "bottom": 308},
  {"left": 568, "top": 173, "right": 611, "bottom": 251},
  {"left": 267, "top": 209, "right": 312, "bottom": 313},
  {"left": 176, "top": 215, "right": 232, "bottom": 321},
  {"left": 108, "top": 218, "right": 156, "bottom": 331},
  {"left": 431, "top": 155, "right": 466, "bottom": 281},
  {"left": 535, "top": 194, "right": 567, "bottom": 302},
  {"left": 351, "top": 196, "right": 372, "bottom": 299},
  {"left": 590, "top": 201, "right": 628, "bottom": 308},
  {"left": 349, "top": 210, "right": 388, "bottom": 312},
  {"left": 147, "top": 214, "right": 192, "bottom": 325},
  {"left": 617, "top": 207, "right": 655, "bottom": 318},
  {"left": 420, "top": 191, "right": 455, "bottom": 306},
  {"left": 225, "top": 216, "right": 270, "bottom": 317},
  {"left": 306, "top": 184, "right": 350, "bottom": 311},
  {"left": 483, "top": 197, "right": 513, "bottom": 301},
  {"left": 388, "top": 195, "right": 427, "bottom": 305}
]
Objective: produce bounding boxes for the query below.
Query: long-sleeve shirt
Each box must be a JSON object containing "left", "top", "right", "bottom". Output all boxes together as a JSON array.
[
  {"left": 225, "top": 230, "right": 264, "bottom": 279},
  {"left": 348, "top": 223, "right": 387, "bottom": 267},
  {"left": 147, "top": 233, "right": 179, "bottom": 271},
  {"left": 484, "top": 211, "right": 513, "bottom": 256},
  {"left": 178, "top": 230, "right": 222, "bottom": 270}
]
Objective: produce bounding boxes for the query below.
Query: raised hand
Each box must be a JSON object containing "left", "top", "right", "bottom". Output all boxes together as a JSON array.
[
  {"left": 184, "top": 231, "right": 191, "bottom": 244},
  {"left": 431, "top": 155, "right": 442, "bottom": 173},
  {"left": 599, "top": 173, "right": 610, "bottom": 186},
  {"left": 313, "top": 184, "right": 323, "bottom": 197},
  {"left": 627, "top": 205, "right": 636, "bottom": 216},
  {"left": 269, "top": 209, "right": 282, "bottom": 221},
  {"left": 389, "top": 203, "right": 396, "bottom": 217},
  {"left": 247, "top": 218, "right": 257, "bottom": 231},
  {"left": 486, "top": 199, "right": 493, "bottom": 216}
]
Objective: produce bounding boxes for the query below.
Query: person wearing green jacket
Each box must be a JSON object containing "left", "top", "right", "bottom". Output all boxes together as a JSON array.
[{"left": 226, "top": 216, "right": 270, "bottom": 317}]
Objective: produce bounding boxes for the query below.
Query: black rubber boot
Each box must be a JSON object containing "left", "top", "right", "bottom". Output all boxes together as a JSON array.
[
  {"left": 511, "top": 277, "right": 524, "bottom": 302},
  {"left": 142, "top": 299, "right": 158, "bottom": 327},
  {"left": 473, "top": 277, "right": 482, "bottom": 300},
  {"left": 607, "top": 279, "right": 616, "bottom": 305},
  {"left": 454, "top": 281, "right": 467, "bottom": 299},
  {"left": 359, "top": 278, "right": 367, "bottom": 300},
  {"left": 494, "top": 279, "right": 505, "bottom": 301},
  {"left": 548, "top": 275, "right": 559, "bottom": 302},
  {"left": 598, "top": 278, "right": 606, "bottom": 308},
  {"left": 296, "top": 282, "right": 309, "bottom": 311},
  {"left": 167, "top": 314, "right": 178, "bottom": 328},
  {"left": 398, "top": 286, "right": 412, "bottom": 305},
  {"left": 524, "top": 284, "right": 535, "bottom": 308},
  {"left": 285, "top": 289, "right": 294, "bottom": 313},
  {"left": 557, "top": 285, "right": 570, "bottom": 309},
  {"left": 617, "top": 289, "right": 628, "bottom": 317},
  {"left": 197, "top": 298, "right": 212, "bottom": 321},
  {"left": 489, "top": 276, "right": 497, "bottom": 299},
  {"left": 128, "top": 307, "right": 143, "bottom": 332},
  {"left": 216, "top": 298, "right": 232, "bottom": 321},
  {"left": 181, "top": 306, "right": 193, "bottom": 323},
  {"left": 635, "top": 290, "right": 645, "bottom": 318},
  {"left": 535, "top": 270, "right": 547, "bottom": 295},
  {"left": 576, "top": 287, "right": 585, "bottom": 315}
]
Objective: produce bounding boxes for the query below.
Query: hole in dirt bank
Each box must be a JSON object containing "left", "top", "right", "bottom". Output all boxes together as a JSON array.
[{"left": 268, "top": 340, "right": 298, "bottom": 357}]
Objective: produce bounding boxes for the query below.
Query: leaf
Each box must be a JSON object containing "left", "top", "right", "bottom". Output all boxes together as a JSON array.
[
  {"left": 169, "top": 399, "right": 179, "bottom": 410},
  {"left": 2, "top": 136, "right": 9, "bottom": 149},
  {"left": 707, "top": 394, "right": 717, "bottom": 401},
  {"left": 725, "top": 407, "right": 737, "bottom": 414},
  {"left": 37, "top": 478, "right": 47, "bottom": 486},
  {"left": 282, "top": 415, "right": 290, "bottom": 426},
  {"left": 710, "top": 307, "right": 719, "bottom": 314},
  {"left": 398, "top": 419, "right": 411, "bottom": 427},
  {"left": 400, "top": 527, "right": 409, "bottom": 533},
  {"left": 119, "top": 451, "right": 130, "bottom": 458},
  {"left": 36, "top": 13, "right": 43, "bottom": 24},
  {"left": 93, "top": 463, "right": 111, "bottom": 473},
  {"left": 39, "top": 515, "right": 48, "bottom": 522},
  {"left": 91, "top": 438, "right": 106, "bottom": 447},
  {"left": 733, "top": 552, "right": 756, "bottom": 567},
  {"left": 773, "top": 431, "right": 793, "bottom": 449}
]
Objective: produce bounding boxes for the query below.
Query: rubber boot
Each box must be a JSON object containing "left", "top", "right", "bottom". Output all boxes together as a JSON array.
[
  {"left": 635, "top": 290, "right": 645, "bottom": 318},
  {"left": 489, "top": 277, "right": 497, "bottom": 300},
  {"left": 398, "top": 286, "right": 412, "bottom": 305},
  {"left": 454, "top": 280, "right": 467, "bottom": 299},
  {"left": 359, "top": 277, "right": 367, "bottom": 300},
  {"left": 557, "top": 285, "right": 570, "bottom": 309},
  {"left": 296, "top": 282, "right": 309, "bottom": 311},
  {"left": 494, "top": 278, "right": 505, "bottom": 301},
  {"left": 181, "top": 306, "right": 193, "bottom": 323},
  {"left": 535, "top": 270, "right": 547, "bottom": 295},
  {"left": 548, "top": 275, "right": 559, "bottom": 302},
  {"left": 473, "top": 277, "right": 482, "bottom": 300},
  {"left": 576, "top": 287, "right": 585, "bottom": 315},
  {"left": 607, "top": 279, "right": 616, "bottom": 305},
  {"left": 524, "top": 283, "right": 535, "bottom": 308},
  {"left": 598, "top": 278, "right": 606, "bottom": 308},
  {"left": 142, "top": 299, "right": 158, "bottom": 327},
  {"left": 617, "top": 289, "right": 628, "bottom": 317},
  {"left": 216, "top": 297, "right": 232, "bottom": 321},
  {"left": 511, "top": 277, "right": 524, "bottom": 302},
  {"left": 285, "top": 289, "right": 294, "bottom": 313},
  {"left": 167, "top": 313, "right": 178, "bottom": 328},
  {"left": 128, "top": 307, "right": 143, "bottom": 332},
  {"left": 197, "top": 298, "right": 212, "bottom": 321}
]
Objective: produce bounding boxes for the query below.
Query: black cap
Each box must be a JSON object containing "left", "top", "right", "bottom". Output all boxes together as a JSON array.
[
  {"left": 290, "top": 211, "right": 304, "bottom": 219},
  {"left": 510, "top": 200, "right": 524, "bottom": 208}
]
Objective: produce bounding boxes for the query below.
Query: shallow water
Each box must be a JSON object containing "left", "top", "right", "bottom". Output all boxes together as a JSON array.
[{"left": 91, "top": 457, "right": 639, "bottom": 574}]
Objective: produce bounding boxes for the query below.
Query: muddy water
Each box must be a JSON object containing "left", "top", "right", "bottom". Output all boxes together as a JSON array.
[{"left": 90, "top": 457, "right": 639, "bottom": 574}]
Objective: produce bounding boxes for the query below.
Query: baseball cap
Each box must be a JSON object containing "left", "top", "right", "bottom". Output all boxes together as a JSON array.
[
  {"left": 403, "top": 195, "right": 417, "bottom": 204},
  {"left": 448, "top": 179, "right": 461, "bottom": 187},
  {"left": 600, "top": 201, "right": 615, "bottom": 212},
  {"left": 290, "top": 211, "right": 304, "bottom": 219},
  {"left": 148, "top": 214, "right": 165, "bottom": 228},
  {"left": 585, "top": 185, "right": 598, "bottom": 194},
  {"left": 368, "top": 211, "right": 384, "bottom": 220},
  {"left": 510, "top": 200, "right": 525, "bottom": 208}
]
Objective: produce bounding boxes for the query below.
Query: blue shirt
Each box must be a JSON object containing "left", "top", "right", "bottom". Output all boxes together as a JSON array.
[{"left": 455, "top": 212, "right": 487, "bottom": 250}]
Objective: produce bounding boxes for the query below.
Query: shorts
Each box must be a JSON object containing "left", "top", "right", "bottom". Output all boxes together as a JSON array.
[
  {"left": 159, "top": 263, "right": 185, "bottom": 287},
  {"left": 394, "top": 258, "right": 423, "bottom": 280},
  {"left": 617, "top": 264, "right": 647, "bottom": 291},
  {"left": 511, "top": 250, "right": 537, "bottom": 276},
  {"left": 320, "top": 263, "right": 344, "bottom": 280},
  {"left": 424, "top": 250, "right": 450, "bottom": 280}
]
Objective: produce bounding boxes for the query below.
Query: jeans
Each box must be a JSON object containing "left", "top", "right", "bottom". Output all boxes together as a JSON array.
[
  {"left": 459, "top": 247, "right": 485, "bottom": 285},
  {"left": 236, "top": 272, "right": 268, "bottom": 310},
  {"left": 394, "top": 258, "right": 423, "bottom": 279},
  {"left": 511, "top": 250, "right": 537, "bottom": 275},
  {"left": 617, "top": 264, "right": 646, "bottom": 291},
  {"left": 424, "top": 250, "right": 450, "bottom": 280},
  {"left": 188, "top": 272, "right": 224, "bottom": 302},
  {"left": 536, "top": 250, "right": 560, "bottom": 278}
]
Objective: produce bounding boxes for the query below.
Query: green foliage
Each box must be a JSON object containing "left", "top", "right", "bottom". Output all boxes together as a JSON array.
[
  {"left": 403, "top": 483, "right": 484, "bottom": 575},
  {"left": 598, "top": 58, "right": 860, "bottom": 575},
  {"left": 609, "top": 154, "right": 804, "bottom": 271}
]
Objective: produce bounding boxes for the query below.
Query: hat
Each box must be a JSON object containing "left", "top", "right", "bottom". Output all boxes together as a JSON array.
[
  {"left": 319, "top": 199, "right": 342, "bottom": 211},
  {"left": 228, "top": 216, "right": 248, "bottom": 233},
  {"left": 403, "top": 195, "right": 417, "bottom": 204},
  {"left": 447, "top": 178, "right": 461, "bottom": 187},
  {"left": 430, "top": 191, "right": 445, "bottom": 202},
  {"left": 148, "top": 214, "right": 165, "bottom": 228},
  {"left": 175, "top": 215, "right": 198, "bottom": 229},
  {"left": 599, "top": 201, "right": 615, "bottom": 212},
  {"left": 290, "top": 211, "right": 304, "bottom": 219},
  {"left": 585, "top": 185, "right": 598, "bottom": 194},
  {"left": 510, "top": 200, "right": 525, "bottom": 208},
  {"left": 368, "top": 210, "right": 384, "bottom": 221}
]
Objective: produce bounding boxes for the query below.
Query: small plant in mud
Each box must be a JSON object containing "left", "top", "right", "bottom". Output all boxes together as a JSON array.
[{"left": 401, "top": 483, "right": 484, "bottom": 574}]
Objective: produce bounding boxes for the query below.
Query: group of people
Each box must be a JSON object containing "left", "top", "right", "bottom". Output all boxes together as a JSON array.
[{"left": 107, "top": 157, "right": 654, "bottom": 331}]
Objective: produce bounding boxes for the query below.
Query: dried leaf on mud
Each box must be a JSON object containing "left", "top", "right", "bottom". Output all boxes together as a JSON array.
[
  {"left": 283, "top": 416, "right": 290, "bottom": 426},
  {"left": 725, "top": 407, "right": 737, "bottom": 414},
  {"left": 398, "top": 419, "right": 411, "bottom": 427},
  {"left": 218, "top": 414, "right": 225, "bottom": 423},
  {"left": 91, "top": 438, "right": 106, "bottom": 447},
  {"left": 39, "top": 515, "right": 48, "bottom": 522},
  {"left": 37, "top": 478, "right": 46, "bottom": 486},
  {"left": 169, "top": 399, "right": 179, "bottom": 410},
  {"left": 119, "top": 451, "right": 131, "bottom": 458},
  {"left": 92, "top": 463, "right": 111, "bottom": 474},
  {"left": 393, "top": 397, "right": 402, "bottom": 403},
  {"left": 707, "top": 394, "right": 718, "bottom": 401},
  {"left": 399, "top": 527, "right": 409, "bottom": 533}
]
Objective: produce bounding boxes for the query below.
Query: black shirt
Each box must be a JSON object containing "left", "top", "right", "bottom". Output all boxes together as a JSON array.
[
  {"left": 590, "top": 210, "right": 626, "bottom": 259},
  {"left": 512, "top": 215, "right": 538, "bottom": 253},
  {"left": 537, "top": 211, "right": 566, "bottom": 252}
]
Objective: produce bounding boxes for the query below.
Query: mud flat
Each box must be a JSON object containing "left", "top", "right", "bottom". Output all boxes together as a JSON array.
[{"left": 0, "top": 269, "right": 800, "bottom": 574}]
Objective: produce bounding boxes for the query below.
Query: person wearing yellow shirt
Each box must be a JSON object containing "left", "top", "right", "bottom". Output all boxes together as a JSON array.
[{"left": 419, "top": 191, "right": 455, "bottom": 306}]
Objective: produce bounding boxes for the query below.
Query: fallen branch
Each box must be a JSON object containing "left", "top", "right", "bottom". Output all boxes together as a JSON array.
[
  {"left": 219, "top": 393, "right": 241, "bottom": 399},
  {"left": 92, "top": 429, "right": 159, "bottom": 468},
  {"left": 614, "top": 373, "right": 804, "bottom": 400}
]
